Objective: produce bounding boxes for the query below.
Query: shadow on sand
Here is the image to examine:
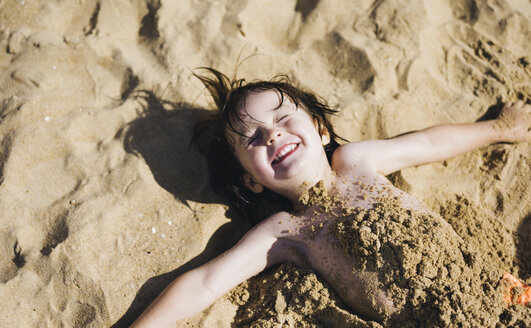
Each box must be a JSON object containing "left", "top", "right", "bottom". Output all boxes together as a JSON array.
[
  {"left": 515, "top": 214, "right": 531, "bottom": 279},
  {"left": 112, "top": 90, "right": 247, "bottom": 327}
]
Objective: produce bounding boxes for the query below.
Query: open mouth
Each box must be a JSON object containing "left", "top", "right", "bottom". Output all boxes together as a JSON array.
[{"left": 272, "top": 143, "right": 299, "bottom": 165}]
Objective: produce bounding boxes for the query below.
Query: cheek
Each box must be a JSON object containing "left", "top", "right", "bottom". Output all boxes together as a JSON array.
[
  {"left": 288, "top": 115, "right": 318, "bottom": 134},
  {"left": 289, "top": 122, "right": 320, "bottom": 145},
  {"left": 249, "top": 150, "right": 271, "bottom": 171},
  {"left": 236, "top": 149, "right": 269, "bottom": 174}
]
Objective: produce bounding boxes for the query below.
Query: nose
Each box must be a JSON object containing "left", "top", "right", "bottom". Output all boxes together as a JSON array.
[{"left": 266, "top": 130, "right": 282, "bottom": 145}]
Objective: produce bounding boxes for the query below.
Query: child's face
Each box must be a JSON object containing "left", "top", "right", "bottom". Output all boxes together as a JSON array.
[{"left": 227, "top": 90, "right": 330, "bottom": 196}]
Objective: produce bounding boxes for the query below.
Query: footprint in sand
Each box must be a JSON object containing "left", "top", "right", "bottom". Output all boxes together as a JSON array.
[
  {"left": 314, "top": 32, "right": 376, "bottom": 93},
  {"left": 40, "top": 214, "right": 69, "bottom": 256},
  {"left": 447, "top": 24, "right": 530, "bottom": 99},
  {"left": 45, "top": 252, "right": 110, "bottom": 327},
  {"left": 450, "top": 0, "right": 479, "bottom": 25},
  {"left": 0, "top": 232, "right": 25, "bottom": 284}
]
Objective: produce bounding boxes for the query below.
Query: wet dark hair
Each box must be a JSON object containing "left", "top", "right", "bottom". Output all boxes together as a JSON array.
[{"left": 193, "top": 67, "right": 345, "bottom": 226}]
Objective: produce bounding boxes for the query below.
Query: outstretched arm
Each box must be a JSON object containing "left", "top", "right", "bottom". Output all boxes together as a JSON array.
[
  {"left": 334, "top": 101, "right": 530, "bottom": 176},
  {"left": 130, "top": 215, "right": 286, "bottom": 328}
]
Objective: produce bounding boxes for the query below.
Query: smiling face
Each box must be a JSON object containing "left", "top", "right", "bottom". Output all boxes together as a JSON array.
[{"left": 227, "top": 90, "right": 332, "bottom": 200}]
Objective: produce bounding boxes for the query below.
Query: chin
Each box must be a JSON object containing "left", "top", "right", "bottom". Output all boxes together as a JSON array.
[{"left": 278, "top": 168, "right": 321, "bottom": 188}]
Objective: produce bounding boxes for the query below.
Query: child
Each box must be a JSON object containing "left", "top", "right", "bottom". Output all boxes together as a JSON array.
[{"left": 132, "top": 68, "right": 530, "bottom": 327}]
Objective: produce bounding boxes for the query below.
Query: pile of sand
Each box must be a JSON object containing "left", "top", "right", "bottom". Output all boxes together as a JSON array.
[{"left": 0, "top": 0, "right": 529, "bottom": 327}]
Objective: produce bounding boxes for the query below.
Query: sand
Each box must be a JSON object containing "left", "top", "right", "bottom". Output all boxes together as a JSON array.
[{"left": 0, "top": 0, "right": 529, "bottom": 327}]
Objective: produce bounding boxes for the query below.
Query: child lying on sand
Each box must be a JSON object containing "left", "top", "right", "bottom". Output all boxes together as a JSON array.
[{"left": 132, "top": 68, "right": 530, "bottom": 327}]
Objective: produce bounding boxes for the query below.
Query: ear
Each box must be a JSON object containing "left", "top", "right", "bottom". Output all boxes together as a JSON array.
[
  {"left": 243, "top": 173, "right": 264, "bottom": 194},
  {"left": 313, "top": 118, "right": 331, "bottom": 146}
]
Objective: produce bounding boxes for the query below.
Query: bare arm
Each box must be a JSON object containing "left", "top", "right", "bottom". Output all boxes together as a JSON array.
[
  {"left": 131, "top": 214, "right": 287, "bottom": 328},
  {"left": 334, "top": 101, "right": 530, "bottom": 176}
]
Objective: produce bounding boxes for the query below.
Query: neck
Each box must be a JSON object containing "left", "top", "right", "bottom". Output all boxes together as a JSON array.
[{"left": 279, "top": 167, "right": 336, "bottom": 210}]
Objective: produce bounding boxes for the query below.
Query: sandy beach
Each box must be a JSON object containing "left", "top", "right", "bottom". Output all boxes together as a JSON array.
[{"left": 0, "top": 0, "right": 529, "bottom": 327}]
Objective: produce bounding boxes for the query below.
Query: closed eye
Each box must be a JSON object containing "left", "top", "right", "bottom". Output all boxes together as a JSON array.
[
  {"left": 247, "top": 136, "right": 257, "bottom": 146},
  {"left": 276, "top": 114, "right": 288, "bottom": 123},
  {"left": 246, "top": 131, "right": 260, "bottom": 147}
]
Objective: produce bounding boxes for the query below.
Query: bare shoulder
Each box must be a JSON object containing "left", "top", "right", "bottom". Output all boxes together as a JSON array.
[
  {"left": 259, "top": 211, "right": 313, "bottom": 266},
  {"left": 239, "top": 211, "right": 297, "bottom": 247},
  {"left": 243, "top": 211, "right": 306, "bottom": 266},
  {"left": 258, "top": 211, "right": 300, "bottom": 238},
  {"left": 331, "top": 142, "right": 380, "bottom": 176}
]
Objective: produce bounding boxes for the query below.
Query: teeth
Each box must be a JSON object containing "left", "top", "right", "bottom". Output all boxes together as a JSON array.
[{"left": 274, "top": 144, "right": 297, "bottom": 163}]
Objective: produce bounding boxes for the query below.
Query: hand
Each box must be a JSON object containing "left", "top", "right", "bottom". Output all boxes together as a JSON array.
[{"left": 494, "top": 101, "right": 531, "bottom": 143}]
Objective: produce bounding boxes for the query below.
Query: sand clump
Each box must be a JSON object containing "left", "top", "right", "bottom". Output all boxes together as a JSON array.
[
  {"left": 236, "top": 181, "right": 531, "bottom": 327},
  {"left": 228, "top": 263, "right": 382, "bottom": 328},
  {"left": 329, "top": 196, "right": 505, "bottom": 327}
]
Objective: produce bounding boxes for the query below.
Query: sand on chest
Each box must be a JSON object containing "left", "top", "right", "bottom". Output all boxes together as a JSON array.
[{"left": 291, "top": 179, "right": 529, "bottom": 327}]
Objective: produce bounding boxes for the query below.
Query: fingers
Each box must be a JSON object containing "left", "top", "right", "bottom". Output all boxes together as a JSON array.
[
  {"left": 515, "top": 100, "right": 531, "bottom": 115},
  {"left": 506, "top": 100, "right": 522, "bottom": 108},
  {"left": 504, "top": 100, "right": 530, "bottom": 113}
]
